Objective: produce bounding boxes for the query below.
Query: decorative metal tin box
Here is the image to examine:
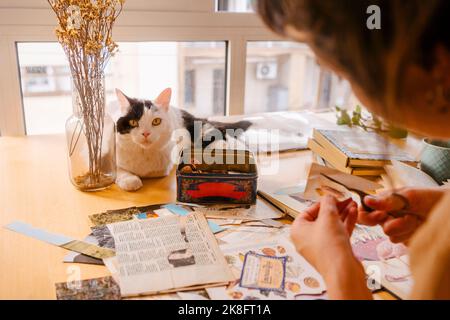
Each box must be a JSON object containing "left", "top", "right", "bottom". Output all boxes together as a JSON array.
[{"left": 176, "top": 149, "right": 258, "bottom": 205}]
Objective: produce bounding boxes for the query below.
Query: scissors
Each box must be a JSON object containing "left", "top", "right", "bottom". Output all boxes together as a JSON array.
[{"left": 319, "top": 173, "right": 412, "bottom": 218}]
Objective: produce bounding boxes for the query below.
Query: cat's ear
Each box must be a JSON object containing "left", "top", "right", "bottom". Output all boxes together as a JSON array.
[
  {"left": 154, "top": 88, "right": 172, "bottom": 111},
  {"left": 115, "top": 88, "right": 131, "bottom": 114}
]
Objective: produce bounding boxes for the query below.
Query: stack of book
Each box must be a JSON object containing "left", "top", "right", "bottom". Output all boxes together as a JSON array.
[{"left": 307, "top": 129, "right": 418, "bottom": 176}]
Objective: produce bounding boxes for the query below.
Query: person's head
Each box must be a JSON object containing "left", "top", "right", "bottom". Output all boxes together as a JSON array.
[{"left": 256, "top": 0, "right": 450, "bottom": 139}]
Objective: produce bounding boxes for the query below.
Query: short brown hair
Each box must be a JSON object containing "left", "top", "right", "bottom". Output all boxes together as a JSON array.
[{"left": 256, "top": 0, "right": 450, "bottom": 106}]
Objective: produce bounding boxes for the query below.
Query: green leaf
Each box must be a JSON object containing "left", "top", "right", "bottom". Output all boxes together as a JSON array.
[
  {"left": 351, "top": 112, "right": 361, "bottom": 125},
  {"left": 337, "top": 110, "right": 352, "bottom": 126},
  {"left": 355, "top": 105, "right": 362, "bottom": 114},
  {"left": 387, "top": 126, "right": 408, "bottom": 139}
]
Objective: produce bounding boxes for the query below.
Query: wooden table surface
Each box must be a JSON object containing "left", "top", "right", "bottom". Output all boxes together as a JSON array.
[{"left": 0, "top": 134, "right": 395, "bottom": 300}]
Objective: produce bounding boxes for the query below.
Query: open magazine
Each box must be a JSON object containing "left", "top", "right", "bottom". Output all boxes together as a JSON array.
[{"left": 104, "top": 212, "right": 234, "bottom": 297}]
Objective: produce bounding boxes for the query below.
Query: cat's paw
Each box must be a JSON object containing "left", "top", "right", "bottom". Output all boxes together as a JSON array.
[{"left": 116, "top": 175, "right": 143, "bottom": 191}]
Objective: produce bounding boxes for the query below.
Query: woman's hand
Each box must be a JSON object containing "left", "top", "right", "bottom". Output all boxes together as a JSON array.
[
  {"left": 291, "top": 195, "right": 372, "bottom": 299},
  {"left": 358, "top": 187, "right": 445, "bottom": 243},
  {"left": 291, "top": 196, "right": 357, "bottom": 274}
]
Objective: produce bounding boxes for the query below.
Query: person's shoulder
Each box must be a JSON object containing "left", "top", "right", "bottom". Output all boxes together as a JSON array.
[
  {"left": 427, "top": 189, "right": 450, "bottom": 232},
  {"left": 409, "top": 189, "right": 450, "bottom": 261}
]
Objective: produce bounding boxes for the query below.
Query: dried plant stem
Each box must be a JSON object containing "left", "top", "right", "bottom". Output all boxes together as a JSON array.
[{"left": 47, "top": 0, "right": 124, "bottom": 188}]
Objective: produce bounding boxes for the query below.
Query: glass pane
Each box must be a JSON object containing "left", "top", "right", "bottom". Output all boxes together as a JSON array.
[
  {"left": 17, "top": 42, "right": 227, "bottom": 135},
  {"left": 245, "top": 41, "right": 358, "bottom": 114},
  {"left": 216, "top": 0, "right": 254, "bottom": 12}
]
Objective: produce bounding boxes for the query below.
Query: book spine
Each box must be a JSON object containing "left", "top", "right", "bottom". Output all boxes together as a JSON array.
[
  {"left": 312, "top": 129, "right": 350, "bottom": 168},
  {"left": 307, "top": 139, "right": 353, "bottom": 174}
]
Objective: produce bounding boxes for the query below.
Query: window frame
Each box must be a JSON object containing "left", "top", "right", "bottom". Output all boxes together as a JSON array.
[{"left": 0, "top": 1, "right": 282, "bottom": 136}]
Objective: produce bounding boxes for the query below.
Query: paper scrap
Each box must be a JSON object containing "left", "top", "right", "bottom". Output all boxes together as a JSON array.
[
  {"left": 63, "top": 234, "right": 104, "bottom": 265},
  {"left": 91, "top": 225, "right": 115, "bottom": 249},
  {"left": 192, "top": 199, "right": 283, "bottom": 221},
  {"left": 163, "top": 204, "right": 190, "bottom": 216},
  {"left": 5, "top": 221, "right": 74, "bottom": 246},
  {"left": 208, "top": 221, "right": 227, "bottom": 234},
  {"left": 260, "top": 219, "right": 284, "bottom": 228},
  {"left": 240, "top": 252, "right": 286, "bottom": 292},
  {"left": 61, "top": 240, "right": 115, "bottom": 259},
  {"left": 89, "top": 207, "right": 139, "bottom": 226},
  {"left": 162, "top": 204, "right": 226, "bottom": 234},
  {"left": 55, "top": 276, "right": 120, "bottom": 300},
  {"left": 153, "top": 208, "right": 175, "bottom": 217},
  {"left": 4, "top": 221, "right": 114, "bottom": 262},
  {"left": 304, "top": 163, "right": 382, "bottom": 201}
]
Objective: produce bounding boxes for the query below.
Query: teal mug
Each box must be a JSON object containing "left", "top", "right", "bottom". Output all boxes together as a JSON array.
[{"left": 420, "top": 139, "right": 450, "bottom": 185}]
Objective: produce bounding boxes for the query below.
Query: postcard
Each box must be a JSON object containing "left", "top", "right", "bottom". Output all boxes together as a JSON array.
[{"left": 240, "top": 252, "right": 286, "bottom": 292}]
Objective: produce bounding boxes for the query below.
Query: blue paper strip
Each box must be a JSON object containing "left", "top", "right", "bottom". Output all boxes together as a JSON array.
[
  {"left": 4, "top": 221, "right": 75, "bottom": 246},
  {"left": 163, "top": 204, "right": 190, "bottom": 216},
  {"left": 136, "top": 213, "right": 148, "bottom": 220},
  {"left": 208, "top": 221, "right": 226, "bottom": 234},
  {"left": 162, "top": 204, "right": 226, "bottom": 234}
]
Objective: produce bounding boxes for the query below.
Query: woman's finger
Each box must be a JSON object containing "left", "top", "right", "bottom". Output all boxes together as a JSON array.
[
  {"left": 344, "top": 206, "right": 358, "bottom": 235},
  {"left": 357, "top": 209, "right": 388, "bottom": 226},
  {"left": 340, "top": 201, "right": 357, "bottom": 222},
  {"left": 300, "top": 202, "right": 321, "bottom": 221},
  {"left": 389, "top": 233, "right": 413, "bottom": 244},
  {"left": 364, "top": 193, "right": 407, "bottom": 211},
  {"left": 318, "top": 195, "right": 339, "bottom": 220},
  {"left": 382, "top": 215, "right": 420, "bottom": 237},
  {"left": 336, "top": 198, "right": 354, "bottom": 211}
]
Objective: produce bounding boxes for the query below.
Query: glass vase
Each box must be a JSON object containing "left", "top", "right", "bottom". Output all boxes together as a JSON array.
[{"left": 65, "top": 75, "right": 116, "bottom": 191}]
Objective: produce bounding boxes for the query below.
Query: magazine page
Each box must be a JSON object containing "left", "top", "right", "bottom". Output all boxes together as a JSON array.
[{"left": 106, "top": 212, "right": 234, "bottom": 297}]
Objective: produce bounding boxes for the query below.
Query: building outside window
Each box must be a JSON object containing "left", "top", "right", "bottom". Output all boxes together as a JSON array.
[
  {"left": 1, "top": 1, "right": 361, "bottom": 136},
  {"left": 216, "top": 0, "right": 254, "bottom": 12}
]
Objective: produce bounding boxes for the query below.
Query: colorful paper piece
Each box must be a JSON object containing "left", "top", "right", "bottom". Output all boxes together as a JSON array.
[
  {"left": 89, "top": 207, "right": 140, "bottom": 226},
  {"left": 5, "top": 221, "right": 74, "bottom": 246},
  {"left": 55, "top": 276, "right": 121, "bottom": 300},
  {"left": 208, "top": 221, "right": 227, "bottom": 234},
  {"left": 163, "top": 204, "right": 225, "bottom": 234},
  {"left": 91, "top": 225, "right": 115, "bottom": 249},
  {"left": 240, "top": 252, "right": 286, "bottom": 292},
  {"left": 4, "top": 220, "right": 114, "bottom": 260},
  {"left": 61, "top": 240, "right": 115, "bottom": 259},
  {"left": 163, "top": 204, "right": 190, "bottom": 216}
]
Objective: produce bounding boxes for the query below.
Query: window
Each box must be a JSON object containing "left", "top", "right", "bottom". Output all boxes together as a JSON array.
[
  {"left": 1, "top": 2, "right": 361, "bottom": 136},
  {"left": 184, "top": 70, "right": 196, "bottom": 105},
  {"left": 244, "top": 41, "right": 355, "bottom": 114},
  {"left": 17, "top": 42, "right": 227, "bottom": 135},
  {"left": 216, "top": 0, "right": 254, "bottom": 12}
]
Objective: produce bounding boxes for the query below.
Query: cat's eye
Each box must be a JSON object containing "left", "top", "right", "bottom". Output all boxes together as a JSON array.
[
  {"left": 152, "top": 118, "right": 162, "bottom": 126},
  {"left": 129, "top": 119, "right": 139, "bottom": 127}
]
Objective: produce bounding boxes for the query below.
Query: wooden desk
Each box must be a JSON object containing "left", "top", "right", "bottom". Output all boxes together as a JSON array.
[{"left": 0, "top": 134, "right": 395, "bottom": 299}]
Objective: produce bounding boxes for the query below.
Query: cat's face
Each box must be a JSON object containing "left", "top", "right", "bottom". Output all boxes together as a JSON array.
[{"left": 116, "top": 88, "right": 173, "bottom": 149}]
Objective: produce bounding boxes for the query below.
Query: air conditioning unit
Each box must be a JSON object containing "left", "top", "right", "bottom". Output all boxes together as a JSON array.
[{"left": 256, "top": 62, "right": 278, "bottom": 80}]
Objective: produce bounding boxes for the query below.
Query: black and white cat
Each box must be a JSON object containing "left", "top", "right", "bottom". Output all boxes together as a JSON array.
[{"left": 112, "top": 88, "right": 251, "bottom": 191}]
